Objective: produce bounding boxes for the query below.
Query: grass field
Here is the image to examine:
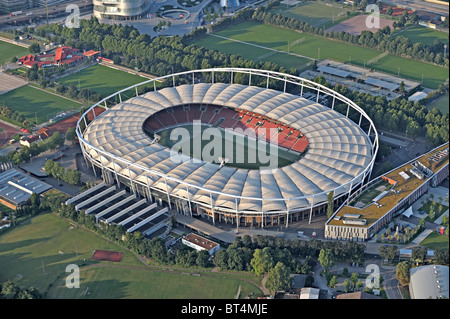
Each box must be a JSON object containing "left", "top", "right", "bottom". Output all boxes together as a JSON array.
[
  {"left": 395, "top": 24, "right": 449, "bottom": 47},
  {"left": 368, "top": 54, "right": 448, "bottom": 89},
  {"left": 0, "top": 213, "right": 262, "bottom": 299},
  {"left": 0, "top": 85, "right": 83, "bottom": 124},
  {"left": 194, "top": 21, "right": 449, "bottom": 89},
  {"left": 428, "top": 94, "right": 449, "bottom": 114},
  {"left": 277, "top": 1, "right": 349, "bottom": 27},
  {"left": 0, "top": 40, "right": 29, "bottom": 65},
  {"left": 48, "top": 266, "right": 262, "bottom": 299},
  {"left": 420, "top": 231, "right": 449, "bottom": 251},
  {"left": 157, "top": 123, "right": 301, "bottom": 169},
  {"left": 58, "top": 64, "right": 148, "bottom": 99}
]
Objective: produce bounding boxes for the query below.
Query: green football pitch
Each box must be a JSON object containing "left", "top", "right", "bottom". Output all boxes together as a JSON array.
[
  {"left": 156, "top": 123, "right": 301, "bottom": 169},
  {"left": 194, "top": 21, "right": 449, "bottom": 89},
  {"left": 395, "top": 24, "right": 449, "bottom": 47},
  {"left": 0, "top": 40, "right": 29, "bottom": 65},
  {"left": 0, "top": 85, "right": 83, "bottom": 124},
  {"left": 58, "top": 64, "right": 148, "bottom": 99},
  {"left": 278, "top": 1, "right": 350, "bottom": 27}
]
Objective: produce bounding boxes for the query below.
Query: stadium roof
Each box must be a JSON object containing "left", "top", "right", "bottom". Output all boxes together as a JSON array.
[
  {"left": 410, "top": 265, "right": 449, "bottom": 299},
  {"left": 364, "top": 77, "right": 399, "bottom": 91},
  {"left": 83, "top": 83, "right": 373, "bottom": 212},
  {"left": 0, "top": 169, "right": 52, "bottom": 207},
  {"left": 317, "top": 66, "right": 351, "bottom": 78}
]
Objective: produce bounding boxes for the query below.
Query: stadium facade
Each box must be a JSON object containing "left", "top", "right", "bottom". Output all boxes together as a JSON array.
[
  {"left": 93, "top": 0, "right": 149, "bottom": 20},
  {"left": 77, "top": 68, "right": 378, "bottom": 228}
]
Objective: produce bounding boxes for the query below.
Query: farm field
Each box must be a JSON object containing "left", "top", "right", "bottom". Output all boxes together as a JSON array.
[
  {"left": 0, "top": 213, "right": 262, "bottom": 299},
  {"left": 0, "top": 40, "right": 29, "bottom": 65},
  {"left": 58, "top": 64, "right": 148, "bottom": 99},
  {"left": 395, "top": 24, "right": 449, "bottom": 47},
  {"left": 195, "top": 21, "right": 449, "bottom": 89},
  {"left": 0, "top": 85, "right": 83, "bottom": 124}
]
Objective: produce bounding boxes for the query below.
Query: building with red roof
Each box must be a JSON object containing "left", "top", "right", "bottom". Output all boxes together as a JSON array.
[{"left": 18, "top": 46, "right": 84, "bottom": 69}]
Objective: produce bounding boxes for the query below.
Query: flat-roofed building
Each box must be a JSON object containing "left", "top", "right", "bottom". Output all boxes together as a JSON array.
[
  {"left": 325, "top": 142, "right": 449, "bottom": 241},
  {"left": 0, "top": 169, "right": 52, "bottom": 209},
  {"left": 182, "top": 233, "right": 220, "bottom": 255}
]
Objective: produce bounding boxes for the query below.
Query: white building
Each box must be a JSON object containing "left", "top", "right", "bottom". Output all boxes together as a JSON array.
[
  {"left": 93, "top": 0, "right": 149, "bottom": 20},
  {"left": 182, "top": 233, "right": 220, "bottom": 255}
]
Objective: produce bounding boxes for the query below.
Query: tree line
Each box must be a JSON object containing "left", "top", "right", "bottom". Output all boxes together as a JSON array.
[{"left": 312, "top": 75, "right": 449, "bottom": 145}]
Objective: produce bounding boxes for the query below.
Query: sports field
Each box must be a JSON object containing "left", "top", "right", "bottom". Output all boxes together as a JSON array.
[
  {"left": 278, "top": 1, "right": 349, "bottom": 27},
  {"left": 0, "top": 85, "right": 83, "bottom": 124},
  {"left": 368, "top": 54, "right": 448, "bottom": 89},
  {"left": 195, "top": 21, "right": 449, "bottom": 89},
  {"left": 157, "top": 123, "right": 301, "bottom": 169},
  {"left": 58, "top": 64, "right": 147, "bottom": 99},
  {"left": 0, "top": 213, "right": 262, "bottom": 299},
  {"left": 429, "top": 94, "right": 449, "bottom": 114},
  {"left": 48, "top": 266, "right": 262, "bottom": 299},
  {"left": 395, "top": 24, "right": 449, "bottom": 47},
  {"left": 0, "top": 40, "right": 29, "bottom": 65}
]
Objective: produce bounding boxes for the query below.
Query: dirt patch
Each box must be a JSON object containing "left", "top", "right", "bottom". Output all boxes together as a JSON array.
[{"left": 326, "top": 15, "right": 395, "bottom": 35}]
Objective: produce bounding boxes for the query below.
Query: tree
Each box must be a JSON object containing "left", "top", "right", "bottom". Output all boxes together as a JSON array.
[
  {"left": 350, "top": 272, "right": 359, "bottom": 289},
  {"left": 196, "top": 250, "right": 211, "bottom": 268},
  {"left": 412, "top": 246, "right": 427, "bottom": 265},
  {"left": 386, "top": 6, "right": 393, "bottom": 15},
  {"left": 264, "top": 262, "right": 291, "bottom": 295},
  {"left": 318, "top": 249, "right": 334, "bottom": 273},
  {"left": 250, "top": 248, "right": 274, "bottom": 275},
  {"left": 378, "top": 245, "right": 398, "bottom": 263},
  {"left": 29, "top": 43, "right": 40, "bottom": 53},
  {"left": 65, "top": 127, "right": 77, "bottom": 143},
  {"left": 344, "top": 279, "right": 350, "bottom": 293},
  {"left": 396, "top": 261, "right": 411, "bottom": 286},
  {"left": 329, "top": 275, "right": 338, "bottom": 288}
]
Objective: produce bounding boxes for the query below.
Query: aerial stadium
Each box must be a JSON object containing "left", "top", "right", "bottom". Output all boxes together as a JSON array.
[{"left": 76, "top": 68, "right": 379, "bottom": 228}]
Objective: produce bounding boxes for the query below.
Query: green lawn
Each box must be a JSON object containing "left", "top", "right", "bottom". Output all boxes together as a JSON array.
[
  {"left": 0, "top": 213, "right": 141, "bottom": 294},
  {"left": 396, "top": 24, "right": 449, "bottom": 47},
  {"left": 428, "top": 94, "right": 449, "bottom": 114},
  {"left": 0, "top": 40, "right": 29, "bottom": 65},
  {"left": 0, "top": 85, "right": 83, "bottom": 124},
  {"left": 0, "top": 213, "right": 262, "bottom": 299},
  {"left": 58, "top": 64, "right": 148, "bottom": 99},
  {"left": 278, "top": 1, "right": 349, "bottom": 27},
  {"left": 368, "top": 54, "right": 449, "bottom": 89},
  {"left": 420, "top": 231, "right": 449, "bottom": 251},
  {"left": 48, "top": 266, "right": 262, "bottom": 299},
  {"left": 195, "top": 21, "right": 449, "bottom": 89}
]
